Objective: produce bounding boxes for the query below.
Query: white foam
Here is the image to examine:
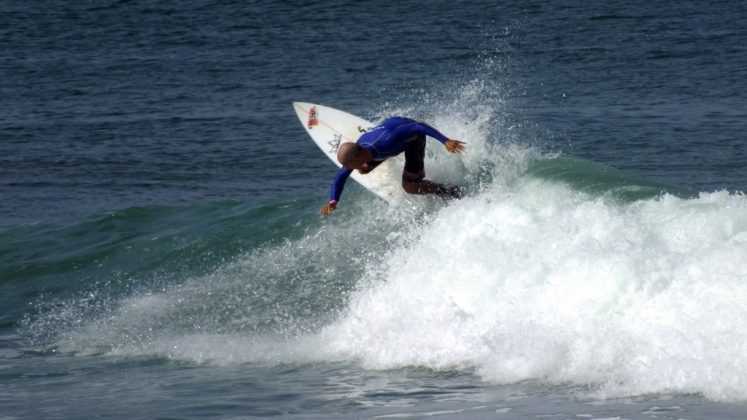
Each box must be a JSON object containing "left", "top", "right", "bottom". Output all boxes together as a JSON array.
[
  {"left": 60, "top": 169, "right": 747, "bottom": 403},
  {"left": 44, "top": 68, "right": 747, "bottom": 403},
  {"left": 318, "top": 180, "right": 747, "bottom": 401},
  {"left": 310, "top": 77, "right": 747, "bottom": 401}
]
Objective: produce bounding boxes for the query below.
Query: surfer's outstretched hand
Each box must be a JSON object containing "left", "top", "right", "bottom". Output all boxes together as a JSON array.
[
  {"left": 320, "top": 201, "right": 337, "bottom": 215},
  {"left": 445, "top": 139, "right": 466, "bottom": 154}
]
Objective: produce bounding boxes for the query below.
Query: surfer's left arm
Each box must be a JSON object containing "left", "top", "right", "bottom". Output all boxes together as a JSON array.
[
  {"left": 415, "top": 121, "right": 466, "bottom": 154},
  {"left": 321, "top": 167, "right": 352, "bottom": 215}
]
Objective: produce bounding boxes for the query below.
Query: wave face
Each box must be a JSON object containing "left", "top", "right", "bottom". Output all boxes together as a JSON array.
[
  {"left": 321, "top": 185, "right": 747, "bottom": 401},
  {"left": 313, "top": 86, "right": 747, "bottom": 402},
  {"left": 13, "top": 74, "right": 747, "bottom": 405}
]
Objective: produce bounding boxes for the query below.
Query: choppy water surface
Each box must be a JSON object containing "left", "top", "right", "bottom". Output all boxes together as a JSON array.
[{"left": 2, "top": 1, "right": 747, "bottom": 418}]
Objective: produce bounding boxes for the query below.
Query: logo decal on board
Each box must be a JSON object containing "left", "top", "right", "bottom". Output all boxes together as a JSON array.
[
  {"left": 328, "top": 134, "right": 342, "bottom": 153},
  {"left": 307, "top": 106, "right": 319, "bottom": 129}
]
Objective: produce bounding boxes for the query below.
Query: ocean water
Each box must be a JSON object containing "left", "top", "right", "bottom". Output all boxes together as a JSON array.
[{"left": 2, "top": 0, "right": 747, "bottom": 418}]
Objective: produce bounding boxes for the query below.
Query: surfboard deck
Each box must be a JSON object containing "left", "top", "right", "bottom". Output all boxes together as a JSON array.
[{"left": 292, "top": 102, "right": 406, "bottom": 203}]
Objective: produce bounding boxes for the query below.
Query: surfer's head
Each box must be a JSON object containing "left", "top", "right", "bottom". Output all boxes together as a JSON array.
[{"left": 337, "top": 143, "right": 369, "bottom": 170}]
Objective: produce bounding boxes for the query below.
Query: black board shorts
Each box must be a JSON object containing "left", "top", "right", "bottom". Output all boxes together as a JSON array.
[{"left": 402, "top": 135, "right": 426, "bottom": 182}]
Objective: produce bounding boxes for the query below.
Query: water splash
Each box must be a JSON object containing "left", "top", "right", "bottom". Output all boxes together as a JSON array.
[
  {"left": 20, "top": 59, "right": 747, "bottom": 404},
  {"left": 320, "top": 186, "right": 747, "bottom": 401}
]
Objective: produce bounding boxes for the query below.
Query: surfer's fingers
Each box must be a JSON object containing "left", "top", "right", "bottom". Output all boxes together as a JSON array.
[{"left": 447, "top": 140, "right": 466, "bottom": 153}]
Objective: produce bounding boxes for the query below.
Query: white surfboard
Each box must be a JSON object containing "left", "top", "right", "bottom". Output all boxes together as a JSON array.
[{"left": 292, "top": 102, "right": 406, "bottom": 203}]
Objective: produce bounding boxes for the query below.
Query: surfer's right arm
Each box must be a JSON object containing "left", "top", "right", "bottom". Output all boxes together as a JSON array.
[
  {"left": 414, "top": 121, "right": 466, "bottom": 154},
  {"left": 321, "top": 167, "right": 353, "bottom": 215}
]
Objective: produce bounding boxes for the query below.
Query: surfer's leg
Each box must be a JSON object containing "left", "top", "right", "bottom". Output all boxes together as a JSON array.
[
  {"left": 402, "top": 176, "right": 463, "bottom": 199},
  {"left": 402, "top": 177, "right": 443, "bottom": 195},
  {"left": 401, "top": 143, "right": 456, "bottom": 197},
  {"left": 402, "top": 135, "right": 431, "bottom": 194},
  {"left": 401, "top": 135, "right": 462, "bottom": 199}
]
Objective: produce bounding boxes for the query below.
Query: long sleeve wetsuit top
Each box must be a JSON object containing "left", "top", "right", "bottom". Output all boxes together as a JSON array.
[{"left": 329, "top": 117, "right": 449, "bottom": 203}]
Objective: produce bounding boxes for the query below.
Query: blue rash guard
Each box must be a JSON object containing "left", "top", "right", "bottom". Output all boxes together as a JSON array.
[{"left": 329, "top": 117, "right": 449, "bottom": 203}]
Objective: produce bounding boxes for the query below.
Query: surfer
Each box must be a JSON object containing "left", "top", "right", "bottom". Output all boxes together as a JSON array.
[{"left": 321, "top": 116, "right": 466, "bottom": 215}]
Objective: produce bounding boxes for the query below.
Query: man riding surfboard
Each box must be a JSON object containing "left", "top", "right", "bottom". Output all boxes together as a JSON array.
[{"left": 321, "top": 116, "right": 465, "bottom": 215}]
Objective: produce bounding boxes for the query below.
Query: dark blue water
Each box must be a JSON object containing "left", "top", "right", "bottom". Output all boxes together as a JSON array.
[{"left": 3, "top": 1, "right": 747, "bottom": 418}]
